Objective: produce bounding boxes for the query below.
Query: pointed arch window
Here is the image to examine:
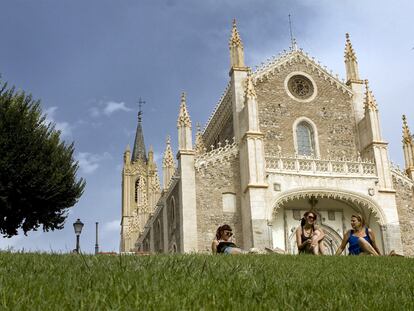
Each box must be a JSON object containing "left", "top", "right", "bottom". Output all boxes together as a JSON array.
[{"left": 296, "top": 122, "right": 315, "bottom": 156}]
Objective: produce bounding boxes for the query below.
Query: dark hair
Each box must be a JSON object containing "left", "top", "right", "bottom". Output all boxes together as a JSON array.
[
  {"left": 300, "top": 211, "right": 317, "bottom": 227},
  {"left": 351, "top": 214, "right": 366, "bottom": 227},
  {"left": 216, "top": 224, "right": 232, "bottom": 240}
]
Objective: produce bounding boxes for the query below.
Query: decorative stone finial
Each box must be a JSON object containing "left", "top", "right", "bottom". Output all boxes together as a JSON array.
[
  {"left": 229, "top": 19, "right": 245, "bottom": 68},
  {"left": 344, "top": 33, "right": 357, "bottom": 62},
  {"left": 364, "top": 80, "right": 378, "bottom": 111},
  {"left": 402, "top": 115, "right": 412, "bottom": 143},
  {"left": 177, "top": 91, "right": 192, "bottom": 128},
  {"left": 163, "top": 135, "right": 175, "bottom": 168},
  {"left": 344, "top": 33, "right": 361, "bottom": 83},
  {"left": 229, "top": 18, "right": 243, "bottom": 49}
]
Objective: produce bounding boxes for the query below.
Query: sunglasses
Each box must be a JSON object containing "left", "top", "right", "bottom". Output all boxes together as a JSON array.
[
  {"left": 307, "top": 215, "right": 315, "bottom": 220},
  {"left": 224, "top": 231, "right": 233, "bottom": 237}
]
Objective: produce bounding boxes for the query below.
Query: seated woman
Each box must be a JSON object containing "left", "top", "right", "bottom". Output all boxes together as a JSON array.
[
  {"left": 211, "top": 224, "right": 244, "bottom": 254},
  {"left": 295, "top": 211, "right": 325, "bottom": 255},
  {"left": 335, "top": 214, "right": 381, "bottom": 256}
]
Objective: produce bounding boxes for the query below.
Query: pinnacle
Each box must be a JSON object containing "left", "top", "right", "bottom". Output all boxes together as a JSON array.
[
  {"left": 177, "top": 91, "right": 191, "bottom": 128},
  {"left": 194, "top": 122, "right": 206, "bottom": 155},
  {"left": 344, "top": 33, "right": 357, "bottom": 62},
  {"left": 402, "top": 114, "right": 412, "bottom": 142},
  {"left": 364, "top": 80, "right": 378, "bottom": 111},
  {"left": 229, "top": 18, "right": 243, "bottom": 49},
  {"left": 163, "top": 135, "right": 175, "bottom": 167}
]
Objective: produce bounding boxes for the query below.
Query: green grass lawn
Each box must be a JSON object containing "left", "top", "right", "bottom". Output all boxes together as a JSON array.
[{"left": 0, "top": 252, "right": 413, "bottom": 310}]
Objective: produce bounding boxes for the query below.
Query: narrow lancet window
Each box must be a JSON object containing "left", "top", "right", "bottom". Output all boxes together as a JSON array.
[{"left": 296, "top": 122, "right": 315, "bottom": 156}]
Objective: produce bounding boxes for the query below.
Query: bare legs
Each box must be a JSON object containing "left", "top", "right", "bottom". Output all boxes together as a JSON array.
[
  {"left": 310, "top": 230, "right": 325, "bottom": 255},
  {"left": 358, "top": 237, "right": 380, "bottom": 256}
]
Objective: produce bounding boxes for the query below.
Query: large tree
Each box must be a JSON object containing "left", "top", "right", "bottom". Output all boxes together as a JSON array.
[{"left": 0, "top": 82, "right": 85, "bottom": 237}]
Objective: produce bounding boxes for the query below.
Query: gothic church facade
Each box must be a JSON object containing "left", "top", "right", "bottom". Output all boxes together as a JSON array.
[{"left": 120, "top": 21, "right": 414, "bottom": 256}]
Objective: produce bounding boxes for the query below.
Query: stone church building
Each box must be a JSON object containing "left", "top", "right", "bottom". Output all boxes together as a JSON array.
[{"left": 120, "top": 21, "right": 414, "bottom": 256}]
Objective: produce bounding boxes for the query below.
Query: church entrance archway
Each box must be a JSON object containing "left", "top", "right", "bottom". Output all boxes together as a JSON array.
[{"left": 269, "top": 190, "right": 385, "bottom": 255}]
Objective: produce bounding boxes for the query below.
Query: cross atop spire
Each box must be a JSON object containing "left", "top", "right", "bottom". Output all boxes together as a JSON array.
[
  {"left": 364, "top": 80, "right": 378, "bottom": 111},
  {"left": 137, "top": 97, "right": 145, "bottom": 121},
  {"left": 288, "top": 14, "right": 298, "bottom": 51},
  {"left": 131, "top": 98, "right": 147, "bottom": 163}
]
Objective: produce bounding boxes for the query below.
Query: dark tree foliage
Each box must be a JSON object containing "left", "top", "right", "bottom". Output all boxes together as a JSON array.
[{"left": 0, "top": 82, "right": 85, "bottom": 237}]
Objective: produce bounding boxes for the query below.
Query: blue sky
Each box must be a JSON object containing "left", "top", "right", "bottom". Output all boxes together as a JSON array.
[{"left": 1, "top": 0, "right": 413, "bottom": 253}]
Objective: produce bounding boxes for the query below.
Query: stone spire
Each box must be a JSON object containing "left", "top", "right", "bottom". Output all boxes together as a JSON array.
[
  {"left": 363, "top": 80, "right": 378, "bottom": 112},
  {"left": 148, "top": 145, "right": 156, "bottom": 170},
  {"left": 177, "top": 92, "right": 193, "bottom": 151},
  {"left": 229, "top": 19, "right": 245, "bottom": 68},
  {"left": 123, "top": 144, "right": 131, "bottom": 164},
  {"left": 147, "top": 145, "right": 161, "bottom": 212},
  {"left": 344, "top": 33, "right": 360, "bottom": 83},
  {"left": 402, "top": 115, "right": 414, "bottom": 179},
  {"left": 194, "top": 123, "right": 206, "bottom": 155},
  {"left": 402, "top": 115, "right": 412, "bottom": 144},
  {"left": 131, "top": 111, "right": 147, "bottom": 163},
  {"left": 362, "top": 79, "right": 382, "bottom": 142},
  {"left": 162, "top": 136, "right": 175, "bottom": 189}
]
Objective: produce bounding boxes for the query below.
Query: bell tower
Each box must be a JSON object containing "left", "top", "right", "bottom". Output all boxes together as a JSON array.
[{"left": 120, "top": 100, "right": 161, "bottom": 252}]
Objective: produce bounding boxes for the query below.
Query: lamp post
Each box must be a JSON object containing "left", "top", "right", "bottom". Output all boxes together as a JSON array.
[
  {"left": 73, "top": 218, "right": 84, "bottom": 253},
  {"left": 95, "top": 222, "right": 99, "bottom": 255}
]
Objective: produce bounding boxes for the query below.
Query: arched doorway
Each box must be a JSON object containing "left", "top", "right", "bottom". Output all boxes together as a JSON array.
[
  {"left": 287, "top": 223, "right": 343, "bottom": 255},
  {"left": 269, "top": 189, "right": 385, "bottom": 255}
]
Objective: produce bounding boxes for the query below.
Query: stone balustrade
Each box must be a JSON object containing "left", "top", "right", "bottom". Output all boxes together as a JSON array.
[
  {"left": 266, "top": 155, "right": 376, "bottom": 177},
  {"left": 195, "top": 138, "right": 238, "bottom": 170}
]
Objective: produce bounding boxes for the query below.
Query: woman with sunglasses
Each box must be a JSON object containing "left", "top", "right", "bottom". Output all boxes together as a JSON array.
[
  {"left": 211, "top": 224, "right": 244, "bottom": 254},
  {"left": 335, "top": 214, "right": 381, "bottom": 256},
  {"left": 295, "top": 211, "right": 325, "bottom": 255}
]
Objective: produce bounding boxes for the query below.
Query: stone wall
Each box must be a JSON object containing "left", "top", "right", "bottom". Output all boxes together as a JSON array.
[
  {"left": 255, "top": 61, "right": 359, "bottom": 160},
  {"left": 195, "top": 155, "right": 242, "bottom": 252},
  {"left": 166, "top": 185, "right": 181, "bottom": 252},
  {"left": 153, "top": 211, "right": 164, "bottom": 253},
  {"left": 393, "top": 175, "right": 414, "bottom": 256}
]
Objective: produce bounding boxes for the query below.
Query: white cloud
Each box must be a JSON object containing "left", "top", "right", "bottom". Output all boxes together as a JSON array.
[
  {"left": 76, "top": 152, "right": 112, "bottom": 174},
  {"left": 103, "top": 101, "right": 131, "bottom": 115},
  {"left": 44, "top": 106, "right": 73, "bottom": 138},
  {"left": 89, "top": 101, "right": 132, "bottom": 117}
]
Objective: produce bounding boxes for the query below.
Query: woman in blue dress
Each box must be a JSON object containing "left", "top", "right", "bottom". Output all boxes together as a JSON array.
[{"left": 335, "top": 214, "right": 381, "bottom": 256}]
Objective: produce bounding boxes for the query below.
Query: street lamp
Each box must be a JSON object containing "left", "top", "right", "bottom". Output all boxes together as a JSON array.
[{"left": 73, "top": 218, "right": 84, "bottom": 253}]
